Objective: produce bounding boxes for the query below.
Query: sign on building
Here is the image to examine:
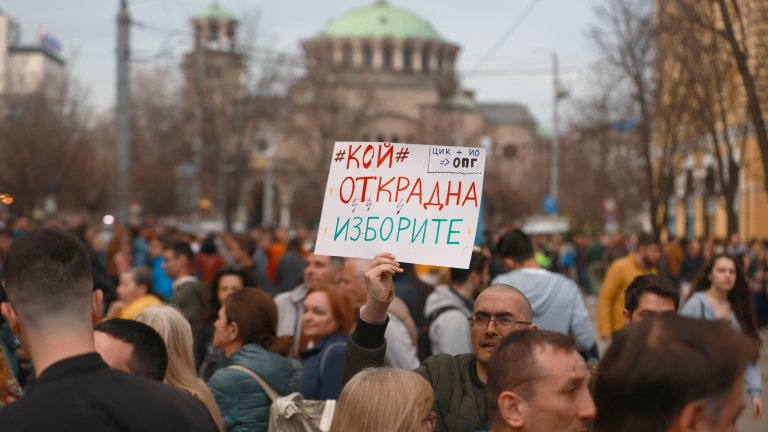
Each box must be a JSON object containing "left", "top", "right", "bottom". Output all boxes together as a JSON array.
[{"left": 315, "top": 142, "right": 486, "bottom": 268}]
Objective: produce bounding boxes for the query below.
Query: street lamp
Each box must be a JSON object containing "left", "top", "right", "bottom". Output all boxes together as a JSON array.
[{"left": 549, "top": 52, "right": 569, "bottom": 214}]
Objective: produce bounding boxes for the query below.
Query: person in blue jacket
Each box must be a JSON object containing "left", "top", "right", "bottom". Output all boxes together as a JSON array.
[
  {"left": 207, "top": 288, "right": 302, "bottom": 432},
  {"left": 299, "top": 286, "right": 355, "bottom": 400},
  {"left": 149, "top": 236, "right": 173, "bottom": 300}
]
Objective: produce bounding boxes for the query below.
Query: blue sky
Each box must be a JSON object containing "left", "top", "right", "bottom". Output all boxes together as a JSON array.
[{"left": 2, "top": 0, "right": 600, "bottom": 129}]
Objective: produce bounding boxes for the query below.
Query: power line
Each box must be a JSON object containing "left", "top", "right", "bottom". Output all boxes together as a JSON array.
[
  {"left": 472, "top": 0, "right": 542, "bottom": 71},
  {"left": 461, "top": 65, "right": 581, "bottom": 77},
  {"left": 131, "top": 18, "right": 303, "bottom": 61},
  {"left": 131, "top": 19, "right": 187, "bottom": 36},
  {"left": 131, "top": 17, "right": 578, "bottom": 77}
]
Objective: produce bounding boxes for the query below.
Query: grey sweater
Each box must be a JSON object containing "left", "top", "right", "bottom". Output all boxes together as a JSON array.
[
  {"left": 424, "top": 285, "right": 473, "bottom": 355},
  {"left": 680, "top": 291, "right": 762, "bottom": 397},
  {"left": 492, "top": 268, "right": 596, "bottom": 352}
]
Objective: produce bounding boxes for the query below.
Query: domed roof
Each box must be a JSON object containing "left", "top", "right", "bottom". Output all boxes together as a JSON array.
[
  {"left": 197, "top": 1, "right": 234, "bottom": 21},
  {"left": 322, "top": 1, "right": 441, "bottom": 41}
]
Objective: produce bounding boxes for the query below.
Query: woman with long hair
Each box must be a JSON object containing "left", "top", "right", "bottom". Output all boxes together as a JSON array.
[
  {"left": 331, "top": 368, "right": 436, "bottom": 432},
  {"left": 135, "top": 306, "right": 225, "bottom": 431},
  {"left": 207, "top": 288, "right": 301, "bottom": 432},
  {"left": 299, "top": 286, "right": 355, "bottom": 400},
  {"left": 681, "top": 253, "right": 763, "bottom": 419}
]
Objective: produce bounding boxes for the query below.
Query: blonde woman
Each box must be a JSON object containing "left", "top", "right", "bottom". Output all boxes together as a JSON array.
[
  {"left": 331, "top": 368, "right": 436, "bottom": 432},
  {"left": 136, "top": 306, "right": 225, "bottom": 432}
]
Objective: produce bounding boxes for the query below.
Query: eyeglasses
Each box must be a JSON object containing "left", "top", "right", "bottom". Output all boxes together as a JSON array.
[
  {"left": 467, "top": 314, "right": 532, "bottom": 328},
  {"left": 423, "top": 410, "right": 437, "bottom": 431}
]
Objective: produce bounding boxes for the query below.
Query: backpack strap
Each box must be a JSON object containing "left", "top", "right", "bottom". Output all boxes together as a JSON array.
[
  {"left": 319, "top": 342, "right": 347, "bottom": 374},
  {"left": 227, "top": 365, "right": 280, "bottom": 402},
  {"left": 427, "top": 305, "right": 462, "bottom": 327},
  {"left": 417, "top": 305, "right": 462, "bottom": 360}
]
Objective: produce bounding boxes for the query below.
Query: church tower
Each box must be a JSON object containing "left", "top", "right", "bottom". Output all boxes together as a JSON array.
[{"left": 180, "top": 2, "right": 244, "bottom": 213}]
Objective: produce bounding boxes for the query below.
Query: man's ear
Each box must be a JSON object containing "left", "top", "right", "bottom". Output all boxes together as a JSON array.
[
  {"left": 92, "top": 289, "right": 104, "bottom": 325},
  {"left": 670, "top": 400, "right": 706, "bottom": 432},
  {"left": 622, "top": 308, "right": 631, "bottom": 324},
  {"left": 498, "top": 390, "right": 527, "bottom": 428},
  {"left": 502, "top": 257, "right": 519, "bottom": 271},
  {"left": 1, "top": 302, "right": 21, "bottom": 334}
]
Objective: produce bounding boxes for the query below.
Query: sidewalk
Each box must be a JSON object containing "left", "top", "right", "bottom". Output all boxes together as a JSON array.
[{"left": 584, "top": 296, "right": 768, "bottom": 430}]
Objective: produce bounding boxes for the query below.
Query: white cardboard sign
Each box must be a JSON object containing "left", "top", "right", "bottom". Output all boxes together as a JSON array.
[{"left": 314, "top": 142, "right": 485, "bottom": 269}]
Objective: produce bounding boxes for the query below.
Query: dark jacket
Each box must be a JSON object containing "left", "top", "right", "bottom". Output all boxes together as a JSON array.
[
  {"left": 207, "top": 343, "right": 302, "bottom": 432},
  {"left": 679, "top": 254, "right": 705, "bottom": 283},
  {"left": 393, "top": 263, "right": 434, "bottom": 328},
  {"left": 169, "top": 277, "right": 209, "bottom": 334},
  {"left": 275, "top": 250, "right": 306, "bottom": 295},
  {"left": 0, "top": 353, "right": 218, "bottom": 432},
  {"left": 300, "top": 333, "right": 347, "bottom": 400},
  {"left": 341, "top": 318, "right": 487, "bottom": 432}
]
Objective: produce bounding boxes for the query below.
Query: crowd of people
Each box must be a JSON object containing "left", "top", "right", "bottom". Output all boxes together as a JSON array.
[{"left": 0, "top": 216, "right": 765, "bottom": 431}]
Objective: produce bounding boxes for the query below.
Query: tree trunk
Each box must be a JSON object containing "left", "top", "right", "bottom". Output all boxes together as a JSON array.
[
  {"left": 723, "top": 187, "right": 739, "bottom": 236},
  {"left": 716, "top": 0, "right": 768, "bottom": 192},
  {"left": 638, "top": 85, "right": 661, "bottom": 238}
]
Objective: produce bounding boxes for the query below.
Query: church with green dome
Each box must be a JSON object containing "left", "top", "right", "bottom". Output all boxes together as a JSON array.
[
  {"left": 291, "top": 0, "right": 543, "bottom": 147},
  {"left": 293, "top": 0, "right": 469, "bottom": 145},
  {"left": 322, "top": 0, "right": 443, "bottom": 41},
  {"left": 182, "top": 1, "right": 546, "bottom": 227},
  {"left": 286, "top": 1, "right": 546, "bottom": 225}
]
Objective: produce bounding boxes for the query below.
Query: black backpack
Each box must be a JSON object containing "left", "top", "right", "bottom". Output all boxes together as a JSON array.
[{"left": 417, "top": 305, "right": 461, "bottom": 361}]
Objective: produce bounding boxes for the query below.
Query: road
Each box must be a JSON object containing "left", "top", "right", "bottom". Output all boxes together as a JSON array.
[{"left": 584, "top": 297, "right": 768, "bottom": 430}]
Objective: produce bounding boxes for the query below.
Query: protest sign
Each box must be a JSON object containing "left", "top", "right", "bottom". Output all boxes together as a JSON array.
[{"left": 314, "top": 142, "right": 486, "bottom": 268}]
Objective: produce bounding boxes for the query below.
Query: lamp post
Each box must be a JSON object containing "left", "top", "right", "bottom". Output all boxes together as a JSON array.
[
  {"left": 549, "top": 52, "right": 569, "bottom": 213},
  {"left": 255, "top": 135, "right": 275, "bottom": 227},
  {"left": 115, "top": 0, "right": 131, "bottom": 223}
]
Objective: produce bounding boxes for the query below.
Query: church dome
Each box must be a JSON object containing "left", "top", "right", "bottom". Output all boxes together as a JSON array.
[
  {"left": 197, "top": 1, "right": 234, "bottom": 21},
  {"left": 322, "top": 0, "right": 442, "bottom": 41}
]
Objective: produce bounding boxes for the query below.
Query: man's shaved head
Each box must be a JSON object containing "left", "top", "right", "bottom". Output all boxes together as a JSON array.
[
  {"left": 481, "top": 284, "right": 533, "bottom": 321},
  {"left": 471, "top": 284, "right": 535, "bottom": 366}
]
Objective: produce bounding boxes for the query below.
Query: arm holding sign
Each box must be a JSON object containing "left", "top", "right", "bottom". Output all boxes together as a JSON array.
[
  {"left": 340, "top": 253, "right": 403, "bottom": 386},
  {"left": 359, "top": 253, "right": 401, "bottom": 322}
]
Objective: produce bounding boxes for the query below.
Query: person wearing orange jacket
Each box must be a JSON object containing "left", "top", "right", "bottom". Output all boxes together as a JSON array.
[{"left": 598, "top": 233, "right": 660, "bottom": 341}]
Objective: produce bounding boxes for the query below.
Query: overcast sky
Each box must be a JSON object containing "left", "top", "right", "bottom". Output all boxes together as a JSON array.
[{"left": 2, "top": 0, "right": 600, "bottom": 130}]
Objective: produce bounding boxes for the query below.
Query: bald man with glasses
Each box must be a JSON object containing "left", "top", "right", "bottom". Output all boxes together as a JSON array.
[{"left": 341, "top": 253, "right": 537, "bottom": 432}]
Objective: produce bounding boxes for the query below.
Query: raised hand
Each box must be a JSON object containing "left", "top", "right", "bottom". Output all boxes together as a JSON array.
[{"left": 359, "top": 253, "right": 403, "bottom": 324}]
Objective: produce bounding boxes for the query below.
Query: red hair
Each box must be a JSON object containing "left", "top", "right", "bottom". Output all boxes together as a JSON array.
[{"left": 304, "top": 286, "right": 355, "bottom": 337}]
